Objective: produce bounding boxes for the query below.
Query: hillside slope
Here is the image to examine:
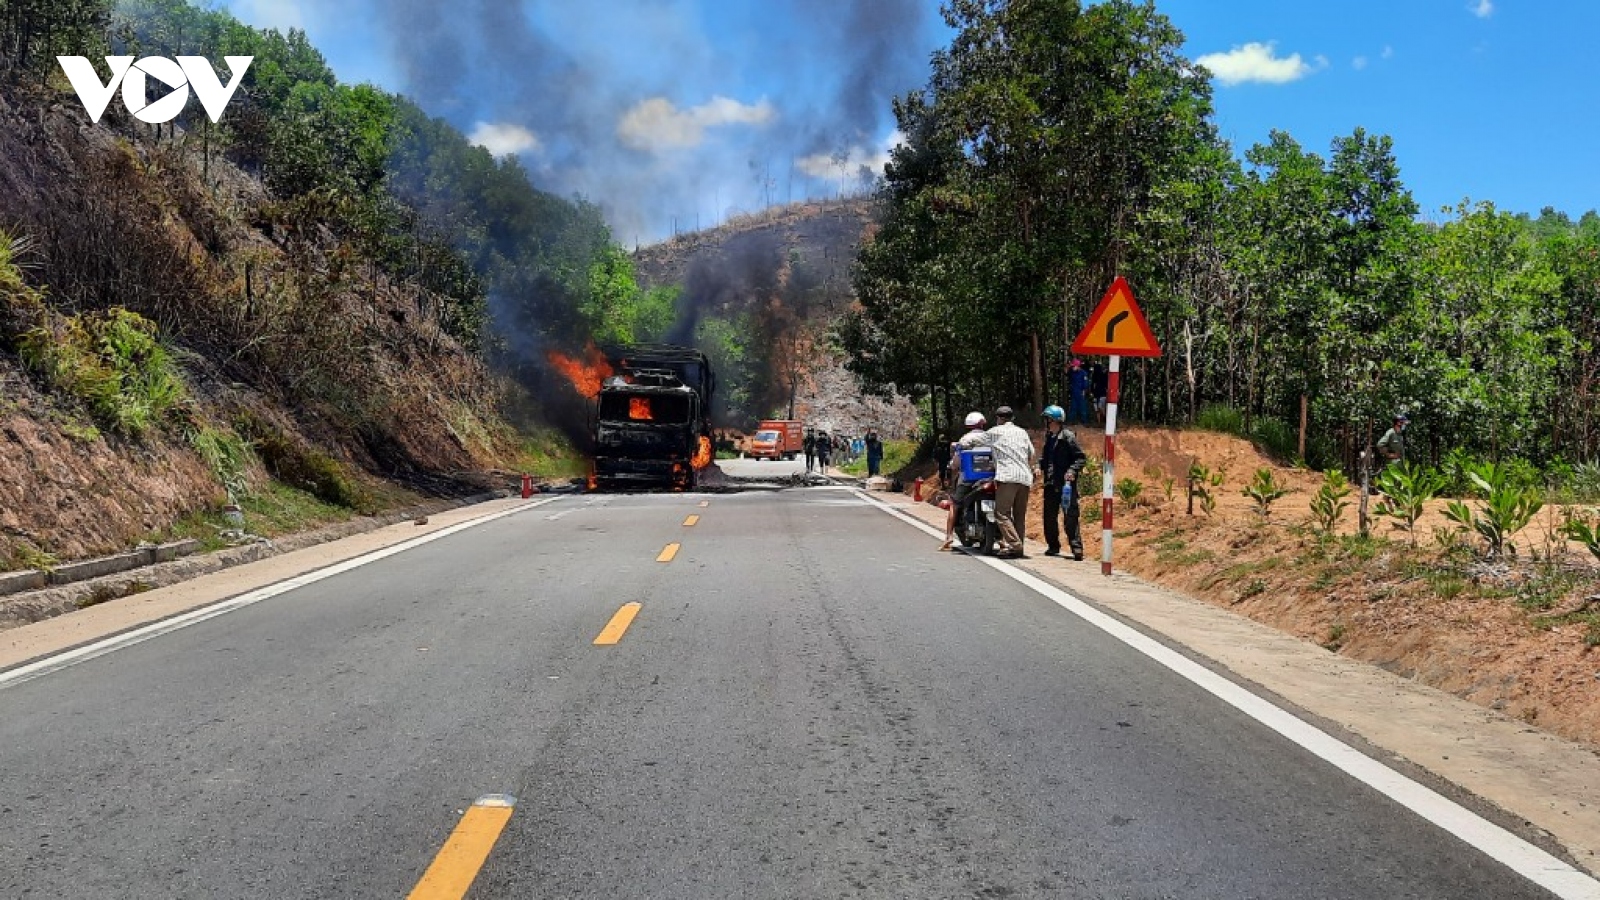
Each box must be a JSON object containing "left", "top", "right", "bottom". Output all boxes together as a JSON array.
[
  {"left": 0, "top": 82, "right": 515, "bottom": 570},
  {"left": 631, "top": 199, "right": 917, "bottom": 436}
]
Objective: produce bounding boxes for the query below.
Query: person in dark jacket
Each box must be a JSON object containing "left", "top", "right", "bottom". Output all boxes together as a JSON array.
[
  {"left": 865, "top": 429, "right": 884, "bottom": 476},
  {"left": 1068, "top": 359, "right": 1092, "bottom": 424},
  {"left": 934, "top": 433, "right": 951, "bottom": 484},
  {"left": 1040, "top": 404, "right": 1087, "bottom": 559},
  {"left": 803, "top": 429, "right": 816, "bottom": 473}
]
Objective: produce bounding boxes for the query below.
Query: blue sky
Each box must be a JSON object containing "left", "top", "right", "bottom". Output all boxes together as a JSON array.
[{"left": 218, "top": 0, "right": 1599, "bottom": 240}]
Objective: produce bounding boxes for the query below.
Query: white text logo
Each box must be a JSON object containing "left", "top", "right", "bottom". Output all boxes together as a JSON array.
[{"left": 56, "top": 56, "right": 252, "bottom": 124}]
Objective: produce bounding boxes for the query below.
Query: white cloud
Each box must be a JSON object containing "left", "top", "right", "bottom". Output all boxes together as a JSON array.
[
  {"left": 617, "top": 96, "right": 775, "bottom": 152},
  {"left": 1353, "top": 56, "right": 1368, "bottom": 70},
  {"left": 1382, "top": 45, "right": 1395, "bottom": 59},
  {"left": 1196, "top": 41, "right": 1317, "bottom": 86},
  {"left": 469, "top": 122, "right": 541, "bottom": 157},
  {"left": 1471, "top": 0, "right": 1493, "bottom": 17}
]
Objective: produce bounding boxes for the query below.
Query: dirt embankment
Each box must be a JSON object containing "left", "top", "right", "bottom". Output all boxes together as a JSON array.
[
  {"left": 0, "top": 83, "right": 515, "bottom": 570},
  {"left": 923, "top": 425, "right": 1600, "bottom": 749}
]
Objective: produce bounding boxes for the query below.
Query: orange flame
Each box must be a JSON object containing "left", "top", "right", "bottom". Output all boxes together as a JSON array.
[
  {"left": 692, "top": 435, "right": 713, "bottom": 470},
  {"left": 546, "top": 341, "right": 614, "bottom": 399},
  {"left": 630, "top": 397, "right": 653, "bottom": 420}
]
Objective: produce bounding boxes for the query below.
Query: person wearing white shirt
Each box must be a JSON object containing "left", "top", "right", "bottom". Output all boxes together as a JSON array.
[{"left": 957, "top": 405, "right": 1036, "bottom": 558}]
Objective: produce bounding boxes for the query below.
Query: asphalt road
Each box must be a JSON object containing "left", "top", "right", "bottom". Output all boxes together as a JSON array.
[{"left": 0, "top": 488, "right": 1568, "bottom": 898}]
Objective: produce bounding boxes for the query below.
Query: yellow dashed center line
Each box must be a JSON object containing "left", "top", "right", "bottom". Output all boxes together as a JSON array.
[
  {"left": 593, "top": 602, "right": 642, "bottom": 645},
  {"left": 406, "top": 795, "right": 516, "bottom": 900},
  {"left": 656, "top": 542, "right": 680, "bottom": 562},
  {"left": 683, "top": 515, "right": 699, "bottom": 527}
]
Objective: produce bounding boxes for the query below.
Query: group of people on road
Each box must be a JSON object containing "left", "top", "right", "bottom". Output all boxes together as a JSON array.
[
  {"left": 937, "top": 404, "right": 1086, "bottom": 560},
  {"left": 803, "top": 427, "right": 885, "bottom": 476}
]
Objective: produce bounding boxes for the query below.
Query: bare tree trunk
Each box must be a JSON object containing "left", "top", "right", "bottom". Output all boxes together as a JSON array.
[
  {"left": 1299, "top": 393, "right": 1308, "bottom": 461},
  {"left": 1029, "top": 331, "right": 1044, "bottom": 417}
]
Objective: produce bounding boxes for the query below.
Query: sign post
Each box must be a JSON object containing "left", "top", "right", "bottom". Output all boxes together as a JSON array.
[{"left": 1070, "top": 276, "right": 1161, "bottom": 575}]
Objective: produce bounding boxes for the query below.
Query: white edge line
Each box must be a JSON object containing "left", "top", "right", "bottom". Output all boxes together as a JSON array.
[
  {"left": 0, "top": 497, "right": 562, "bottom": 690},
  {"left": 854, "top": 490, "right": 1600, "bottom": 900}
]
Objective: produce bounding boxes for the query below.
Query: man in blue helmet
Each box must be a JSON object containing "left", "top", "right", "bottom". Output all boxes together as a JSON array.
[{"left": 1040, "top": 404, "right": 1087, "bottom": 559}]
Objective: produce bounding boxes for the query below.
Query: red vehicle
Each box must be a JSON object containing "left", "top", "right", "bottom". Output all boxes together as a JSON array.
[{"left": 749, "top": 419, "right": 803, "bottom": 460}]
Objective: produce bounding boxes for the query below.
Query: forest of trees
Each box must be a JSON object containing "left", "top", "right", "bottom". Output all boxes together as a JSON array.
[{"left": 844, "top": 0, "right": 1600, "bottom": 476}]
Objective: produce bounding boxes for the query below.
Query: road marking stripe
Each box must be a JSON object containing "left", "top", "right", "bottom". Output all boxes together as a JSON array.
[
  {"left": 854, "top": 490, "right": 1600, "bottom": 900},
  {"left": 656, "top": 543, "right": 680, "bottom": 563},
  {"left": 683, "top": 515, "right": 699, "bottom": 526},
  {"left": 593, "top": 602, "right": 643, "bottom": 645},
  {"left": 698, "top": 500, "right": 710, "bottom": 508},
  {"left": 0, "top": 498, "right": 563, "bottom": 691},
  {"left": 406, "top": 794, "right": 517, "bottom": 900}
]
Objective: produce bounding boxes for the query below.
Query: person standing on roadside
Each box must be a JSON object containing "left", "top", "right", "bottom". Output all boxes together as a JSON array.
[
  {"left": 816, "top": 429, "right": 832, "bottom": 473},
  {"left": 1376, "top": 412, "right": 1410, "bottom": 470},
  {"left": 1039, "top": 405, "right": 1086, "bottom": 560},
  {"left": 1068, "top": 359, "right": 1092, "bottom": 424},
  {"left": 934, "top": 433, "right": 951, "bottom": 485},
  {"left": 957, "top": 406, "right": 1036, "bottom": 559},
  {"left": 803, "top": 429, "right": 816, "bottom": 473},
  {"left": 865, "top": 429, "right": 884, "bottom": 477}
]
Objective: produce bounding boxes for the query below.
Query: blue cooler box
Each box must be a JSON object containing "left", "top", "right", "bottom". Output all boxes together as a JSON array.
[{"left": 958, "top": 447, "right": 995, "bottom": 481}]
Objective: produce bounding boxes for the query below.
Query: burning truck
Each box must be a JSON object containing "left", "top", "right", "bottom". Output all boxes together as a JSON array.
[{"left": 588, "top": 343, "right": 716, "bottom": 490}]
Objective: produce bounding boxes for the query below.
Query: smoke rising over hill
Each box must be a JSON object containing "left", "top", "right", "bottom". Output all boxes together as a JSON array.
[{"left": 370, "top": 0, "right": 938, "bottom": 242}]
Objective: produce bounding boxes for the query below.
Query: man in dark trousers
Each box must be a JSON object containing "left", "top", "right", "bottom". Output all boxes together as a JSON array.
[
  {"left": 803, "top": 429, "right": 816, "bottom": 473},
  {"left": 865, "top": 429, "right": 884, "bottom": 477},
  {"left": 1040, "top": 404, "right": 1087, "bottom": 559}
]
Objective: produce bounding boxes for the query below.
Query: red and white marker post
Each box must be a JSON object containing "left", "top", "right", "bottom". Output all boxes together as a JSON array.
[
  {"left": 1101, "top": 356, "right": 1120, "bottom": 575},
  {"left": 1069, "top": 276, "right": 1160, "bottom": 577}
]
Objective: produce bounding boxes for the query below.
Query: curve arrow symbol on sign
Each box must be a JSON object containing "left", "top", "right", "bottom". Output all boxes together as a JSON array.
[{"left": 1105, "top": 311, "right": 1129, "bottom": 343}]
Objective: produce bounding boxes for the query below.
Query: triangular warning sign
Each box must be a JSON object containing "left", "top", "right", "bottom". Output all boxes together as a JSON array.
[{"left": 1071, "top": 276, "right": 1161, "bottom": 358}]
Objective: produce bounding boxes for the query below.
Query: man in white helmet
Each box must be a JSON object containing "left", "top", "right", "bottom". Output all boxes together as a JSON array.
[
  {"left": 956, "top": 405, "right": 1036, "bottom": 558},
  {"left": 938, "top": 411, "right": 989, "bottom": 550}
]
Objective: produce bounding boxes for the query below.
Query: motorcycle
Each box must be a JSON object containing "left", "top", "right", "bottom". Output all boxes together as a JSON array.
[{"left": 952, "top": 448, "right": 999, "bottom": 555}]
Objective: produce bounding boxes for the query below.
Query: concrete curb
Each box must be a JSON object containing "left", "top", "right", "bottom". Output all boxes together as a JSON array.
[{"left": 0, "top": 491, "right": 507, "bottom": 630}]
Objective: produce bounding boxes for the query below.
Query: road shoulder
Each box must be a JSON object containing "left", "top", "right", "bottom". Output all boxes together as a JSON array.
[
  {"left": 0, "top": 496, "right": 546, "bottom": 674},
  {"left": 876, "top": 491, "right": 1600, "bottom": 879}
]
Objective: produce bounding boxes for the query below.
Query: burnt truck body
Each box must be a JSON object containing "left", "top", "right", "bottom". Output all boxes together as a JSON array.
[{"left": 592, "top": 343, "right": 716, "bottom": 489}]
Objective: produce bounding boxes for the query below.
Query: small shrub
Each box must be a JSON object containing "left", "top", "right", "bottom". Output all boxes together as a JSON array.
[
  {"left": 186, "top": 424, "right": 256, "bottom": 500},
  {"left": 1196, "top": 404, "right": 1245, "bottom": 435},
  {"left": 1081, "top": 455, "right": 1103, "bottom": 491},
  {"left": 18, "top": 308, "right": 186, "bottom": 437},
  {"left": 1116, "top": 477, "right": 1145, "bottom": 507},
  {"left": 1563, "top": 462, "right": 1600, "bottom": 503},
  {"left": 1189, "top": 462, "right": 1224, "bottom": 516},
  {"left": 1373, "top": 461, "right": 1446, "bottom": 544},
  {"left": 1443, "top": 461, "right": 1544, "bottom": 558},
  {"left": 1309, "top": 469, "right": 1352, "bottom": 534},
  {"left": 1162, "top": 477, "right": 1176, "bottom": 503},
  {"left": 1323, "top": 622, "right": 1347, "bottom": 651},
  {"left": 1243, "top": 467, "right": 1290, "bottom": 517},
  {"left": 1560, "top": 509, "right": 1600, "bottom": 563}
]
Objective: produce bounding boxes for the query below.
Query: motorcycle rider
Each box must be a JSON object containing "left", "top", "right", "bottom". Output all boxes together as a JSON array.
[
  {"left": 956, "top": 406, "right": 1036, "bottom": 559},
  {"left": 1040, "top": 405, "right": 1086, "bottom": 560},
  {"left": 938, "top": 412, "right": 988, "bottom": 551}
]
